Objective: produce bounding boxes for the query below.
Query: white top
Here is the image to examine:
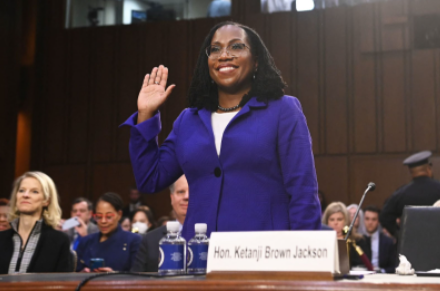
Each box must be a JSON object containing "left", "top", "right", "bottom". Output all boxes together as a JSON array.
[
  {"left": 211, "top": 112, "right": 238, "bottom": 156},
  {"left": 368, "top": 229, "right": 380, "bottom": 269}
]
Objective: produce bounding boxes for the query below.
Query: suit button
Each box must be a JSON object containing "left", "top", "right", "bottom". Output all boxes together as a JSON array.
[{"left": 214, "top": 167, "right": 221, "bottom": 177}]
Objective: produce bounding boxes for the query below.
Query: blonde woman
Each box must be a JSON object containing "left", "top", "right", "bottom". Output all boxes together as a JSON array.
[
  {"left": 0, "top": 171, "right": 71, "bottom": 274},
  {"left": 322, "top": 202, "right": 368, "bottom": 269},
  {"left": 322, "top": 202, "right": 349, "bottom": 239}
]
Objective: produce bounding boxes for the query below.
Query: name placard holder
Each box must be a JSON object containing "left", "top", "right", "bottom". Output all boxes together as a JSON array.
[{"left": 206, "top": 231, "right": 343, "bottom": 281}]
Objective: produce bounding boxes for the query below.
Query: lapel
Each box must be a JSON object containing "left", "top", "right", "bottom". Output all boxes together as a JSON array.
[
  {"left": 194, "top": 97, "right": 267, "bottom": 133},
  {"left": 27, "top": 222, "right": 47, "bottom": 272}
]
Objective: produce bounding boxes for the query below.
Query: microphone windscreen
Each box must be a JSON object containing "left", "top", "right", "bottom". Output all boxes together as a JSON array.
[{"left": 368, "top": 182, "right": 376, "bottom": 191}]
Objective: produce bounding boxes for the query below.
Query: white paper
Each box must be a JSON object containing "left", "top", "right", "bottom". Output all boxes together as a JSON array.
[{"left": 62, "top": 217, "right": 80, "bottom": 230}]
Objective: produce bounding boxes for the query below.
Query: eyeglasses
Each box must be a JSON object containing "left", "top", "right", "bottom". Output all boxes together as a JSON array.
[
  {"left": 205, "top": 43, "right": 251, "bottom": 59},
  {"left": 93, "top": 213, "right": 116, "bottom": 221}
]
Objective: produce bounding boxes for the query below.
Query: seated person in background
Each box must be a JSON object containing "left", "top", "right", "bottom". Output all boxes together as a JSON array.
[
  {"left": 156, "top": 216, "right": 171, "bottom": 227},
  {"left": 0, "top": 171, "right": 71, "bottom": 274},
  {"left": 120, "top": 216, "right": 131, "bottom": 232},
  {"left": 0, "top": 198, "right": 11, "bottom": 231},
  {"left": 322, "top": 202, "right": 348, "bottom": 239},
  {"left": 122, "top": 187, "right": 144, "bottom": 218},
  {"left": 131, "top": 175, "right": 188, "bottom": 272},
  {"left": 322, "top": 202, "right": 368, "bottom": 269},
  {"left": 363, "top": 205, "right": 397, "bottom": 273},
  {"left": 76, "top": 192, "right": 141, "bottom": 272},
  {"left": 131, "top": 207, "right": 156, "bottom": 234},
  {"left": 64, "top": 197, "right": 99, "bottom": 250},
  {"left": 347, "top": 204, "right": 367, "bottom": 235}
]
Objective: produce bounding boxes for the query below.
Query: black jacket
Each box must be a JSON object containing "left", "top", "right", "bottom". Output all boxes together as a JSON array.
[
  {"left": 380, "top": 176, "right": 440, "bottom": 236},
  {"left": 0, "top": 222, "right": 71, "bottom": 274},
  {"left": 363, "top": 232, "right": 397, "bottom": 273},
  {"left": 131, "top": 225, "right": 167, "bottom": 272}
]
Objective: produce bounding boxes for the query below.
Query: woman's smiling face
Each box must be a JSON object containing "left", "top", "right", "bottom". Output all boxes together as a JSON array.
[{"left": 208, "top": 25, "right": 257, "bottom": 95}]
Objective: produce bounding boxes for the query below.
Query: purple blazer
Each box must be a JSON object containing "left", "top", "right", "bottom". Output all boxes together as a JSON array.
[{"left": 122, "top": 96, "right": 321, "bottom": 241}]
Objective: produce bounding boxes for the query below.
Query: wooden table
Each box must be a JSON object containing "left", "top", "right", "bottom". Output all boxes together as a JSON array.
[{"left": 1, "top": 272, "right": 440, "bottom": 291}]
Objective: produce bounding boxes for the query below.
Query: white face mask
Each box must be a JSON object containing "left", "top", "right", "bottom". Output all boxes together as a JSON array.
[{"left": 132, "top": 222, "right": 148, "bottom": 234}]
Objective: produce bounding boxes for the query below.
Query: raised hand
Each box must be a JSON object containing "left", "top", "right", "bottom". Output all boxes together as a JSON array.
[
  {"left": 74, "top": 217, "right": 88, "bottom": 237},
  {"left": 137, "top": 65, "right": 175, "bottom": 123}
]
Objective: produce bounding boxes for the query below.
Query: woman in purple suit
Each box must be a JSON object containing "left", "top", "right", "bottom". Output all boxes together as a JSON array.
[{"left": 123, "top": 21, "right": 321, "bottom": 241}]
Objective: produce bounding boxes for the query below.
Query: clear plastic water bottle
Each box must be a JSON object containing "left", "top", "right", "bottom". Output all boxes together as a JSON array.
[
  {"left": 187, "top": 223, "right": 209, "bottom": 274},
  {"left": 158, "top": 221, "right": 186, "bottom": 275}
]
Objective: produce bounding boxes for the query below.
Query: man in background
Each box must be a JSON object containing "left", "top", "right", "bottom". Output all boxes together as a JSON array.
[
  {"left": 0, "top": 198, "right": 10, "bottom": 231},
  {"left": 122, "top": 187, "right": 144, "bottom": 218},
  {"left": 364, "top": 206, "right": 397, "bottom": 273},
  {"left": 380, "top": 151, "right": 440, "bottom": 237},
  {"left": 131, "top": 175, "right": 189, "bottom": 272},
  {"left": 65, "top": 197, "right": 99, "bottom": 250}
]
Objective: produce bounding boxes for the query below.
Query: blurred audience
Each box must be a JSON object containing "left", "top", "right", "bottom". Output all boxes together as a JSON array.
[
  {"left": 131, "top": 207, "right": 156, "bottom": 234},
  {"left": 347, "top": 204, "right": 367, "bottom": 235},
  {"left": 322, "top": 201, "right": 368, "bottom": 269},
  {"left": 120, "top": 216, "right": 131, "bottom": 232},
  {"left": 0, "top": 198, "right": 10, "bottom": 231},
  {"left": 64, "top": 197, "right": 99, "bottom": 250},
  {"left": 363, "top": 205, "right": 397, "bottom": 273},
  {"left": 122, "top": 186, "right": 144, "bottom": 218},
  {"left": 156, "top": 216, "right": 171, "bottom": 227},
  {"left": 131, "top": 175, "right": 188, "bottom": 272},
  {"left": 0, "top": 172, "right": 71, "bottom": 274},
  {"left": 76, "top": 192, "right": 141, "bottom": 272}
]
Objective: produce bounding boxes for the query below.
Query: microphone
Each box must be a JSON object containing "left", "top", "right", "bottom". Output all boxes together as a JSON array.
[
  {"left": 344, "top": 182, "right": 376, "bottom": 241},
  {"left": 367, "top": 182, "right": 376, "bottom": 192}
]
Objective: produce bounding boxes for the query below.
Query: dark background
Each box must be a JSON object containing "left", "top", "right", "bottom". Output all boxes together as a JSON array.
[{"left": 1, "top": 0, "right": 440, "bottom": 219}]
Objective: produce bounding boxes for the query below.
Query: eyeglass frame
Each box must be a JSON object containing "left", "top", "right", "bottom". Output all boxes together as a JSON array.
[{"left": 205, "top": 43, "right": 251, "bottom": 59}]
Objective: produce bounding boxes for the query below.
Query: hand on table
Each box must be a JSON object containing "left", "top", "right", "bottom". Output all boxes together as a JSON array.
[{"left": 74, "top": 217, "right": 88, "bottom": 237}]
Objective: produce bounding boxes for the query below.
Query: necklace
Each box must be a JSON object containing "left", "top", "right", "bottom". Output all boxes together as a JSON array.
[{"left": 218, "top": 104, "right": 240, "bottom": 112}]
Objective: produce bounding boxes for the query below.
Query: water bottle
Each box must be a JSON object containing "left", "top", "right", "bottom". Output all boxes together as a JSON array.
[
  {"left": 187, "top": 223, "right": 209, "bottom": 274},
  {"left": 158, "top": 221, "right": 186, "bottom": 275}
]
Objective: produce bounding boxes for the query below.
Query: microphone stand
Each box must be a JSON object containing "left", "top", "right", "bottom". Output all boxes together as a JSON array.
[
  {"left": 344, "top": 183, "right": 375, "bottom": 241},
  {"left": 344, "top": 183, "right": 376, "bottom": 272}
]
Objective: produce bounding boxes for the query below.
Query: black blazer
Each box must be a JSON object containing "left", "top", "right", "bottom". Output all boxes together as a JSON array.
[
  {"left": 131, "top": 225, "right": 167, "bottom": 272},
  {"left": 364, "top": 232, "right": 397, "bottom": 273},
  {"left": 0, "top": 223, "right": 71, "bottom": 274}
]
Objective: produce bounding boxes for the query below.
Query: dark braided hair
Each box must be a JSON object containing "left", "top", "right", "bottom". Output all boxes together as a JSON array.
[{"left": 188, "top": 21, "right": 287, "bottom": 111}]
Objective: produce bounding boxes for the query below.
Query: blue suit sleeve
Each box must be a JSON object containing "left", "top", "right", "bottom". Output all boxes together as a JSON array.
[
  {"left": 75, "top": 237, "right": 89, "bottom": 272},
  {"left": 277, "top": 97, "right": 321, "bottom": 230},
  {"left": 121, "top": 111, "right": 185, "bottom": 193}
]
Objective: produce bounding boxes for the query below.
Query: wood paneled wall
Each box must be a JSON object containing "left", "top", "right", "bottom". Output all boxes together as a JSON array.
[
  {"left": 30, "top": 0, "right": 440, "bottom": 218},
  {"left": 0, "top": 1, "right": 21, "bottom": 195}
]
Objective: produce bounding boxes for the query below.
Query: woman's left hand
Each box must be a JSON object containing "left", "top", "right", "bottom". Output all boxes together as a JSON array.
[{"left": 94, "top": 267, "right": 114, "bottom": 272}]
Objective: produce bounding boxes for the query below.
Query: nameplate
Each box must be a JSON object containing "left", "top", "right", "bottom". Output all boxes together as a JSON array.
[{"left": 206, "top": 231, "right": 339, "bottom": 273}]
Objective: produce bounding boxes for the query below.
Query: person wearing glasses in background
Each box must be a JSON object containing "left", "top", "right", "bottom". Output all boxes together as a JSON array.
[
  {"left": 122, "top": 21, "right": 321, "bottom": 242},
  {"left": 75, "top": 192, "right": 141, "bottom": 272}
]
